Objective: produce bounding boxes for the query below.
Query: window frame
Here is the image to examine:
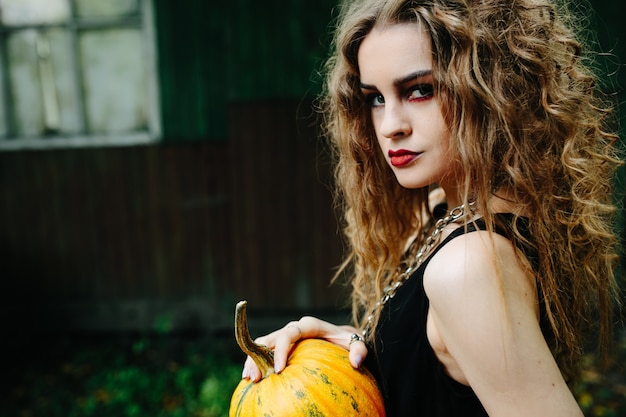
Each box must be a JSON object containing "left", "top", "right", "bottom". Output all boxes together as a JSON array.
[{"left": 0, "top": 0, "right": 161, "bottom": 151}]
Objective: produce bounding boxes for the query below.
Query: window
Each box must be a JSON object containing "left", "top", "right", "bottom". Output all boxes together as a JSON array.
[{"left": 0, "top": 0, "right": 160, "bottom": 150}]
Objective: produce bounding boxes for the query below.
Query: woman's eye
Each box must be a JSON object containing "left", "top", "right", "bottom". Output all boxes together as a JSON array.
[
  {"left": 408, "top": 84, "right": 434, "bottom": 100},
  {"left": 367, "top": 94, "right": 385, "bottom": 107}
]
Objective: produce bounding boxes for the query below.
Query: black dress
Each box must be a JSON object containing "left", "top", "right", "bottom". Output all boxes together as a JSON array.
[{"left": 363, "top": 215, "right": 540, "bottom": 416}]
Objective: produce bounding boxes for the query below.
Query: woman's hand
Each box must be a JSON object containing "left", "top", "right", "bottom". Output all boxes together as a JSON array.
[{"left": 241, "top": 316, "right": 368, "bottom": 382}]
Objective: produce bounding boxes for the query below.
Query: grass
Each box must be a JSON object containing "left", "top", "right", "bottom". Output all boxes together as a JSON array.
[{"left": 2, "top": 329, "right": 625, "bottom": 417}]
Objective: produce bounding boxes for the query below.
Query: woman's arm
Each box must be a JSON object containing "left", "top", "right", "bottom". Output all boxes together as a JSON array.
[
  {"left": 242, "top": 317, "right": 368, "bottom": 382},
  {"left": 424, "top": 231, "right": 583, "bottom": 417}
]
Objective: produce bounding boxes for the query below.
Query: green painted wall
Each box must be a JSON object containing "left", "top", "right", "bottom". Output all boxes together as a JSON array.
[
  {"left": 153, "top": 0, "right": 625, "bottom": 147},
  {"left": 154, "top": 0, "right": 338, "bottom": 140}
]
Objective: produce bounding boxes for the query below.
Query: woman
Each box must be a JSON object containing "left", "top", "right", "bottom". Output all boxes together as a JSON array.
[{"left": 242, "top": 0, "right": 621, "bottom": 415}]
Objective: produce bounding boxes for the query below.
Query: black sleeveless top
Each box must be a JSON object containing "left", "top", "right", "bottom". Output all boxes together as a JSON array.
[{"left": 363, "top": 214, "right": 540, "bottom": 417}]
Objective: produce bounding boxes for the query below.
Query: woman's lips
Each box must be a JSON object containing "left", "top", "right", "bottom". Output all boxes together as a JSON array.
[{"left": 388, "top": 149, "right": 421, "bottom": 167}]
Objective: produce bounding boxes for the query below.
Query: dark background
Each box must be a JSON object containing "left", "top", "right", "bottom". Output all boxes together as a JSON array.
[{"left": 0, "top": 0, "right": 624, "bottom": 352}]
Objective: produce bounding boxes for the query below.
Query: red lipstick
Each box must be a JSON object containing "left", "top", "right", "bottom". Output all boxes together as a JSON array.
[{"left": 388, "top": 149, "right": 420, "bottom": 167}]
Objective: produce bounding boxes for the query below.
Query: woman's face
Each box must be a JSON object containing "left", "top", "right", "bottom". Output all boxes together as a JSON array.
[{"left": 358, "top": 23, "right": 458, "bottom": 191}]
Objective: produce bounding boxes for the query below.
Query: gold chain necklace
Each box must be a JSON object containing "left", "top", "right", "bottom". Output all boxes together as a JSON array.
[{"left": 362, "top": 201, "right": 475, "bottom": 341}]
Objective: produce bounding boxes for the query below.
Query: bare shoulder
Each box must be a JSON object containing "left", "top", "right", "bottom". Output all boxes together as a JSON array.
[
  {"left": 424, "top": 228, "right": 534, "bottom": 305},
  {"left": 423, "top": 228, "right": 583, "bottom": 416}
]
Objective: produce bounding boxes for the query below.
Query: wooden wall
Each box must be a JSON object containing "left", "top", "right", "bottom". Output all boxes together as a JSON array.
[
  {"left": 1, "top": 0, "right": 623, "bottom": 336},
  {"left": 0, "top": 101, "right": 348, "bottom": 334}
]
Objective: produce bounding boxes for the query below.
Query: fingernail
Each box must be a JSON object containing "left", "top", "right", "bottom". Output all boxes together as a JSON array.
[
  {"left": 242, "top": 368, "right": 249, "bottom": 379},
  {"left": 352, "top": 355, "right": 363, "bottom": 368}
]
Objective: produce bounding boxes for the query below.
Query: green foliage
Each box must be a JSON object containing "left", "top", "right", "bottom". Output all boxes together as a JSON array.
[
  {"left": 574, "top": 334, "right": 626, "bottom": 417},
  {"left": 2, "top": 335, "right": 243, "bottom": 417},
  {"left": 198, "top": 366, "right": 243, "bottom": 417}
]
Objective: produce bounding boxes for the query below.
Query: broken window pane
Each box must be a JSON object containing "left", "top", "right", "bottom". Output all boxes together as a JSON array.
[
  {"left": 46, "top": 28, "right": 82, "bottom": 134},
  {"left": 7, "top": 29, "right": 80, "bottom": 137},
  {"left": 7, "top": 30, "right": 44, "bottom": 137}
]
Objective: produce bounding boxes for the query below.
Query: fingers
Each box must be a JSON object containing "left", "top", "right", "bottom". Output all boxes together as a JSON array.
[
  {"left": 242, "top": 355, "right": 259, "bottom": 382},
  {"left": 348, "top": 333, "right": 367, "bottom": 368},
  {"left": 272, "top": 322, "right": 303, "bottom": 374},
  {"left": 242, "top": 320, "right": 304, "bottom": 382},
  {"left": 240, "top": 319, "right": 369, "bottom": 383}
]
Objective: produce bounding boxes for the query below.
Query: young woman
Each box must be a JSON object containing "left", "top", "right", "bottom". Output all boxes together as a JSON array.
[{"left": 242, "top": 0, "right": 621, "bottom": 415}]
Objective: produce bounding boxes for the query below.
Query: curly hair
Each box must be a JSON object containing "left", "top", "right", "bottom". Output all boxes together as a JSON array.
[{"left": 320, "top": 0, "right": 621, "bottom": 382}]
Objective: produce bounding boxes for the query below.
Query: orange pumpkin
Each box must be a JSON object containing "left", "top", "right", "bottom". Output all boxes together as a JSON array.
[{"left": 229, "top": 301, "right": 386, "bottom": 417}]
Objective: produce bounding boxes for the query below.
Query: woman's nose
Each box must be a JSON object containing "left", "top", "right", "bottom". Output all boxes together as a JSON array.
[{"left": 379, "top": 103, "right": 412, "bottom": 139}]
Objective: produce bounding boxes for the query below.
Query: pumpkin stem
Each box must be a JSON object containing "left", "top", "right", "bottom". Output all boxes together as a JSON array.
[{"left": 235, "top": 300, "right": 276, "bottom": 379}]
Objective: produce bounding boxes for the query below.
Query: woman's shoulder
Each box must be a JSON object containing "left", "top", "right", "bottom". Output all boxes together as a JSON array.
[
  {"left": 421, "top": 225, "right": 582, "bottom": 416},
  {"left": 423, "top": 226, "right": 535, "bottom": 312}
]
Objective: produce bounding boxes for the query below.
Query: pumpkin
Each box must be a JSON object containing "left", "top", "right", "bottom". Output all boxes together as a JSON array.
[{"left": 229, "top": 301, "right": 386, "bottom": 417}]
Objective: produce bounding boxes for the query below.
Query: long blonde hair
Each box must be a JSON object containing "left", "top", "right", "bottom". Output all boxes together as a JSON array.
[{"left": 320, "top": 0, "right": 621, "bottom": 381}]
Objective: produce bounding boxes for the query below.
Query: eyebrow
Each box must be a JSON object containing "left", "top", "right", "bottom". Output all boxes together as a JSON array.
[{"left": 360, "top": 69, "right": 433, "bottom": 90}]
